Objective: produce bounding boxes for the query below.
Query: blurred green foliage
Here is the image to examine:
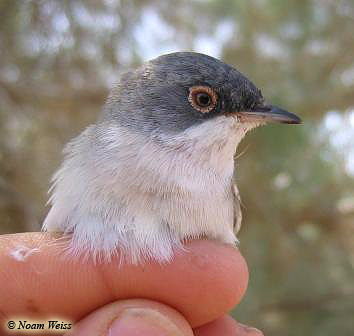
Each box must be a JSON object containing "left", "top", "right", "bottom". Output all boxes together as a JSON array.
[{"left": 0, "top": 0, "right": 353, "bottom": 334}]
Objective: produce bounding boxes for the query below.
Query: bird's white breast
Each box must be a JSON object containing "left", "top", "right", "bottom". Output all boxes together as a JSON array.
[{"left": 43, "top": 115, "right": 255, "bottom": 263}]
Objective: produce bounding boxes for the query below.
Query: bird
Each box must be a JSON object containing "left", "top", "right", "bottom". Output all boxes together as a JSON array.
[{"left": 43, "top": 52, "right": 301, "bottom": 264}]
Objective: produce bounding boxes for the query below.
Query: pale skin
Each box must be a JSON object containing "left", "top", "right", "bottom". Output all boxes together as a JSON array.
[{"left": 0, "top": 233, "right": 263, "bottom": 335}]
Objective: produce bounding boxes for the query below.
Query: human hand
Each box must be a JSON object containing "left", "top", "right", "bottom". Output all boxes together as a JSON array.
[{"left": 0, "top": 233, "right": 263, "bottom": 335}]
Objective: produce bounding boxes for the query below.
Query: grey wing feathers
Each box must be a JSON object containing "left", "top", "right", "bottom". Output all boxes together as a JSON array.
[{"left": 232, "top": 176, "right": 242, "bottom": 234}]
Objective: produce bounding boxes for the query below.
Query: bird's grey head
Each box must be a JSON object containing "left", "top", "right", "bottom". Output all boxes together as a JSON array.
[{"left": 103, "top": 52, "right": 301, "bottom": 138}]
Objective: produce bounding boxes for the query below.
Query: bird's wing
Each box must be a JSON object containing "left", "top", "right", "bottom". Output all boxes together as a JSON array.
[{"left": 232, "top": 175, "right": 242, "bottom": 234}]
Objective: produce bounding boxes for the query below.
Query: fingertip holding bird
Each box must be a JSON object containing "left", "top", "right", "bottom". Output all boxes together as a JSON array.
[
  {"left": 194, "top": 316, "right": 264, "bottom": 336},
  {"left": 65, "top": 299, "right": 193, "bottom": 336},
  {"left": 0, "top": 233, "right": 248, "bottom": 328},
  {"left": 68, "top": 301, "right": 263, "bottom": 336}
]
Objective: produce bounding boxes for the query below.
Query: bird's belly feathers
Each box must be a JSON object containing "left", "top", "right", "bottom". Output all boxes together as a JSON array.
[
  {"left": 44, "top": 181, "right": 236, "bottom": 263},
  {"left": 43, "top": 123, "right": 239, "bottom": 263}
]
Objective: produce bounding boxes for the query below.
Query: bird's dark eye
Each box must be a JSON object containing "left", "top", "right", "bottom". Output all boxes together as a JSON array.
[
  {"left": 188, "top": 86, "right": 218, "bottom": 113},
  {"left": 196, "top": 93, "right": 211, "bottom": 107}
]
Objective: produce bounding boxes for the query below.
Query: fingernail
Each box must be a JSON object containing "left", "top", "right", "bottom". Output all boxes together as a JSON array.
[
  {"left": 238, "top": 323, "right": 264, "bottom": 335},
  {"left": 109, "top": 308, "right": 184, "bottom": 336}
]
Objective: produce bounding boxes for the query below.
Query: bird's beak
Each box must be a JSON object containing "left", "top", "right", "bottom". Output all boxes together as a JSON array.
[{"left": 236, "top": 104, "right": 302, "bottom": 124}]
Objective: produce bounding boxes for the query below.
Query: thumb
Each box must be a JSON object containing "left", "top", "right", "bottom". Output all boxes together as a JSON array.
[{"left": 65, "top": 299, "right": 193, "bottom": 336}]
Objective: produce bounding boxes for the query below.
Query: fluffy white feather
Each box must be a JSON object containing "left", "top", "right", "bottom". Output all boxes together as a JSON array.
[{"left": 43, "top": 115, "right": 258, "bottom": 263}]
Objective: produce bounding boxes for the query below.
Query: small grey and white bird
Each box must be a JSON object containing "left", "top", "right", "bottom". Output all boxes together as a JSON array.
[{"left": 43, "top": 52, "right": 301, "bottom": 263}]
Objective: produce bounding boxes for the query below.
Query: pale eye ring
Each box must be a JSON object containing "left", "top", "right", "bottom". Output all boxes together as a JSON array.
[{"left": 188, "top": 86, "right": 218, "bottom": 113}]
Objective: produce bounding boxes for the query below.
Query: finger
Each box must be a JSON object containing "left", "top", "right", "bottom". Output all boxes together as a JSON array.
[
  {"left": 0, "top": 233, "right": 248, "bottom": 327},
  {"left": 65, "top": 299, "right": 193, "bottom": 336},
  {"left": 194, "top": 315, "right": 263, "bottom": 336}
]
